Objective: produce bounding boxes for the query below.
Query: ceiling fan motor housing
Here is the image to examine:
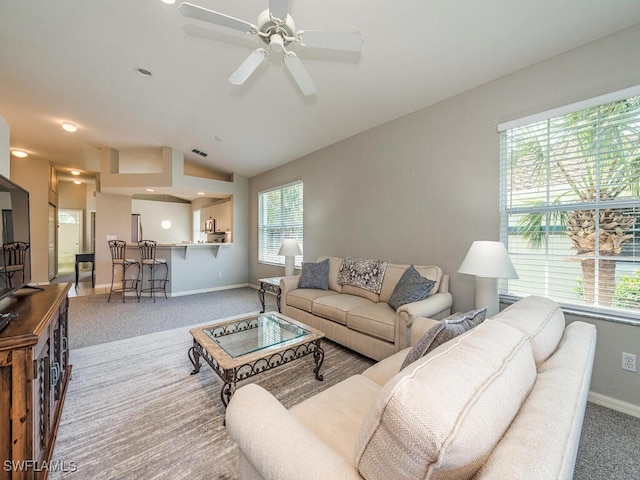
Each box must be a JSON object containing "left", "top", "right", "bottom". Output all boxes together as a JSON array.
[{"left": 257, "top": 9, "right": 295, "bottom": 47}]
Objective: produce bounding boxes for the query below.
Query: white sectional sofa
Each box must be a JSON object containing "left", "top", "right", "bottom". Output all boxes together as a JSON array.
[
  {"left": 226, "top": 295, "right": 597, "bottom": 480},
  {"left": 280, "top": 256, "right": 453, "bottom": 361}
]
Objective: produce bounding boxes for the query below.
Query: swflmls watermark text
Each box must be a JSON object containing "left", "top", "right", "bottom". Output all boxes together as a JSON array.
[{"left": 3, "top": 460, "right": 78, "bottom": 473}]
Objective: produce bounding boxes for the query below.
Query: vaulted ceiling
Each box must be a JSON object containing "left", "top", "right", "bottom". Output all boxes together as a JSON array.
[{"left": 2, "top": 0, "right": 640, "bottom": 183}]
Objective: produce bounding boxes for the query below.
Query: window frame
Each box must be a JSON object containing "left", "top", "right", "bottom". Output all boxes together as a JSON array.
[
  {"left": 258, "top": 181, "right": 303, "bottom": 268},
  {"left": 498, "top": 87, "right": 640, "bottom": 325}
]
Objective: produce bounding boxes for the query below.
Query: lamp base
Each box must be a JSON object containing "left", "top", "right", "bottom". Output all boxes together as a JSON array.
[
  {"left": 475, "top": 277, "right": 499, "bottom": 318},
  {"left": 284, "top": 256, "right": 295, "bottom": 277}
]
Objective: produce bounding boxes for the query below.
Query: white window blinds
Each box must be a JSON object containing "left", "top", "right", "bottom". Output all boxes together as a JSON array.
[
  {"left": 499, "top": 94, "right": 640, "bottom": 321},
  {"left": 258, "top": 181, "right": 303, "bottom": 267}
]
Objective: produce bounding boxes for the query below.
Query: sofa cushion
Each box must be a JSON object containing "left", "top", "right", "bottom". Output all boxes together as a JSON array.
[
  {"left": 380, "top": 264, "right": 442, "bottom": 303},
  {"left": 346, "top": 303, "right": 397, "bottom": 343},
  {"left": 400, "top": 307, "right": 487, "bottom": 371},
  {"left": 355, "top": 321, "right": 536, "bottom": 480},
  {"left": 287, "top": 289, "right": 338, "bottom": 313},
  {"left": 318, "top": 256, "right": 344, "bottom": 293},
  {"left": 388, "top": 265, "right": 436, "bottom": 310},
  {"left": 298, "top": 259, "right": 329, "bottom": 290},
  {"left": 492, "top": 295, "right": 565, "bottom": 366},
  {"left": 338, "top": 257, "right": 388, "bottom": 294},
  {"left": 312, "top": 294, "right": 373, "bottom": 325},
  {"left": 291, "top": 375, "right": 382, "bottom": 463}
]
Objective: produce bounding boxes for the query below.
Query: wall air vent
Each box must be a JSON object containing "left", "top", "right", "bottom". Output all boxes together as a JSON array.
[{"left": 191, "top": 148, "right": 208, "bottom": 157}]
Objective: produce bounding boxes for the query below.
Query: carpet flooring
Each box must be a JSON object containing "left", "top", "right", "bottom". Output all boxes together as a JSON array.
[
  {"left": 49, "top": 288, "right": 640, "bottom": 479},
  {"left": 67, "top": 287, "right": 267, "bottom": 349},
  {"left": 49, "top": 322, "right": 375, "bottom": 479}
]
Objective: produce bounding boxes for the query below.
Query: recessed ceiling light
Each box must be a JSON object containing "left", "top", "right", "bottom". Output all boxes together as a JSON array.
[
  {"left": 11, "top": 149, "right": 28, "bottom": 158},
  {"left": 71, "top": 170, "right": 80, "bottom": 176},
  {"left": 146, "top": 188, "right": 155, "bottom": 192},
  {"left": 62, "top": 122, "right": 77, "bottom": 133},
  {"left": 160, "top": 0, "right": 176, "bottom": 4},
  {"left": 197, "top": 192, "right": 205, "bottom": 195},
  {"left": 73, "top": 180, "right": 82, "bottom": 185},
  {"left": 136, "top": 67, "right": 152, "bottom": 78}
]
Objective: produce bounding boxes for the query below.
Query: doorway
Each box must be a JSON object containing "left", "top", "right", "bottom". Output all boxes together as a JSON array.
[{"left": 58, "top": 209, "right": 83, "bottom": 274}]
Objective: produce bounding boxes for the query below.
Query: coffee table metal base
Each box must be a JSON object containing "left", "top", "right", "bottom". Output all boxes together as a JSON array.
[{"left": 188, "top": 338, "right": 324, "bottom": 407}]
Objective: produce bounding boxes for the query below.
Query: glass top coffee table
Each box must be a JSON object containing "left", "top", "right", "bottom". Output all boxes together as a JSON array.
[{"left": 188, "top": 312, "right": 325, "bottom": 407}]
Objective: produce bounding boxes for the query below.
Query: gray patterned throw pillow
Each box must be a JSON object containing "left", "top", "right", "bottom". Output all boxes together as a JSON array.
[
  {"left": 298, "top": 259, "right": 330, "bottom": 290},
  {"left": 388, "top": 265, "right": 436, "bottom": 311},
  {"left": 400, "top": 307, "right": 488, "bottom": 370}
]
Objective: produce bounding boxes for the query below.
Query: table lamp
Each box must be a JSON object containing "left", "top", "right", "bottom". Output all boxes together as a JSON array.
[
  {"left": 278, "top": 239, "right": 302, "bottom": 277},
  {"left": 458, "top": 241, "right": 518, "bottom": 317}
]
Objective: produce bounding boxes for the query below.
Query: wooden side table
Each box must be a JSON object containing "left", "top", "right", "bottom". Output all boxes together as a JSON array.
[
  {"left": 75, "top": 252, "right": 95, "bottom": 288},
  {"left": 258, "top": 277, "right": 283, "bottom": 313}
]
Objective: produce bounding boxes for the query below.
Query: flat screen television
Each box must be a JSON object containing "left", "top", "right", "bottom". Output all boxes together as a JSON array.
[{"left": 0, "top": 173, "right": 31, "bottom": 304}]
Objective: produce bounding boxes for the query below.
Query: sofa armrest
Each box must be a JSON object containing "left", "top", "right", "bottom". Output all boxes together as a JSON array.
[
  {"left": 226, "top": 384, "right": 362, "bottom": 480},
  {"left": 398, "top": 291, "right": 453, "bottom": 323},
  {"left": 280, "top": 275, "right": 300, "bottom": 297},
  {"left": 437, "top": 274, "right": 450, "bottom": 294},
  {"left": 395, "top": 292, "right": 452, "bottom": 350}
]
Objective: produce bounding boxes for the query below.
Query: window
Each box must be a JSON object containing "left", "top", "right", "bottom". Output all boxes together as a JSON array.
[
  {"left": 499, "top": 90, "right": 640, "bottom": 322},
  {"left": 258, "top": 182, "right": 303, "bottom": 267}
]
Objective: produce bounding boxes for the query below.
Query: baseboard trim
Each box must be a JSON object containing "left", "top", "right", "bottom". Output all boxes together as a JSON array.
[
  {"left": 588, "top": 391, "right": 640, "bottom": 418},
  {"left": 169, "top": 283, "right": 250, "bottom": 297}
]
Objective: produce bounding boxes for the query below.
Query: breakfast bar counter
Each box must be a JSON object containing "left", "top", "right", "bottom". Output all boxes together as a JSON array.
[{"left": 125, "top": 243, "right": 234, "bottom": 296}]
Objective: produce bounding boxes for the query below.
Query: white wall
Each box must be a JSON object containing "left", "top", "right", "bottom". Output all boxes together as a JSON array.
[{"left": 249, "top": 24, "right": 640, "bottom": 408}]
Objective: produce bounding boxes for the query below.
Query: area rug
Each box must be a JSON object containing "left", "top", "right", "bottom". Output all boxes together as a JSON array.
[{"left": 49, "top": 318, "right": 375, "bottom": 480}]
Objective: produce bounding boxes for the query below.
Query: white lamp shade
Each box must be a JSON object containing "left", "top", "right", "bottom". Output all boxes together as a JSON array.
[
  {"left": 458, "top": 241, "right": 518, "bottom": 279},
  {"left": 278, "top": 239, "right": 302, "bottom": 256}
]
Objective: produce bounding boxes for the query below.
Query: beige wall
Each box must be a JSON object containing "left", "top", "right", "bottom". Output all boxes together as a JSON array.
[
  {"left": 94, "top": 193, "right": 132, "bottom": 286},
  {"left": 249, "top": 25, "right": 640, "bottom": 407},
  {"left": 59, "top": 180, "right": 87, "bottom": 209},
  {"left": 0, "top": 114, "right": 8, "bottom": 178},
  {"left": 10, "top": 156, "right": 51, "bottom": 284}
]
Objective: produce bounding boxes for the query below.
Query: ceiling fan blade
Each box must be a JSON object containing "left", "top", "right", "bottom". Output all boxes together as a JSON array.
[
  {"left": 269, "top": 0, "right": 289, "bottom": 21},
  {"left": 178, "top": 2, "right": 256, "bottom": 33},
  {"left": 228, "top": 48, "right": 268, "bottom": 85},
  {"left": 297, "top": 30, "right": 363, "bottom": 52},
  {"left": 283, "top": 52, "right": 316, "bottom": 96}
]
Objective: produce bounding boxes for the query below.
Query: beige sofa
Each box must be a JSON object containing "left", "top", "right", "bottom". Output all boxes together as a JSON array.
[
  {"left": 226, "top": 296, "right": 597, "bottom": 480},
  {"left": 281, "top": 256, "right": 453, "bottom": 361}
]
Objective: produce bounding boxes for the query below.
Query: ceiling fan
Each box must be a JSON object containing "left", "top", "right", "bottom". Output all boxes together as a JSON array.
[{"left": 178, "top": 1, "right": 363, "bottom": 96}]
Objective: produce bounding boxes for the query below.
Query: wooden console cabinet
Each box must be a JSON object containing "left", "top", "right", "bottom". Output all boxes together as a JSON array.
[{"left": 0, "top": 283, "right": 71, "bottom": 480}]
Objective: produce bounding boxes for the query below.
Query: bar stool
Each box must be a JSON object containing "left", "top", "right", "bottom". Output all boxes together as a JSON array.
[
  {"left": 0, "top": 241, "right": 29, "bottom": 289},
  {"left": 138, "top": 240, "right": 169, "bottom": 302},
  {"left": 108, "top": 240, "right": 140, "bottom": 302}
]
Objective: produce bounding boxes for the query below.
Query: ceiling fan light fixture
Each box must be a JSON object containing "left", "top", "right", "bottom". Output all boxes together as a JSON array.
[{"left": 269, "top": 34, "right": 285, "bottom": 52}]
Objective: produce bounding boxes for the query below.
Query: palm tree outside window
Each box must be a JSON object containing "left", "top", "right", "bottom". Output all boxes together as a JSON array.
[{"left": 499, "top": 91, "right": 640, "bottom": 322}]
